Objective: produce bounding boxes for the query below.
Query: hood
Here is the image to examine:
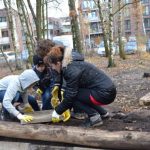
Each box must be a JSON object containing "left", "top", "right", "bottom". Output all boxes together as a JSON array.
[
  {"left": 19, "top": 69, "right": 39, "bottom": 90},
  {"left": 62, "top": 48, "right": 84, "bottom": 67}
]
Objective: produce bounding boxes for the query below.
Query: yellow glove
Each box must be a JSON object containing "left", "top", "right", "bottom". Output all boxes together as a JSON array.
[
  {"left": 18, "top": 103, "right": 34, "bottom": 113},
  {"left": 17, "top": 113, "right": 33, "bottom": 122},
  {"left": 62, "top": 109, "right": 71, "bottom": 122},
  {"left": 51, "top": 86, "right": 60, "bottom": 108},
  {"left": 61, "top": 90, "right": 71, "bottom": 122},
  {"left": 51, "top": 110, "right": 61, "bottom": 123},
  {"left": 36, "top": 88, "right": 43, "bottom": 95}
]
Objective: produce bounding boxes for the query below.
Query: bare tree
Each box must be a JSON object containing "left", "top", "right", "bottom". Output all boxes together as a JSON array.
[
  {"left": 16, "top": 0, "right": 34, "bottom": 67},
  {"left": 3, "top": 0, "right": 21, "bottom": 70},
  {"left": 108, "top": 0, "right": 115, "bottom": 67},
  {"left": 68, "top": 0, "right": 83, "bottom": 53},
  {"left": 118, "top": 0, "right": 126, "bottom": 59},
  {"left": 95, "top": 0, "right": 109, "bottom": 57}
]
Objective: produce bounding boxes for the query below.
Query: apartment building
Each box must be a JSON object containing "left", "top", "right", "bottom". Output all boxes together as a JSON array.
[
  {"left": 0, "top": 8, "right": 23, "bottom": 52},
  {"left": 79, "top": 0, "right": 104, "bottom": 48},
  {"left": 113, "top": 0, "right": 150, "bottom": 41}
]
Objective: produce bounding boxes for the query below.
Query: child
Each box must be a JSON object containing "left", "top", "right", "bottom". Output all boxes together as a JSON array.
[
  {"left": 33, "top": 55, "right": 54, "bottom": 110},
  {"left": 0, "top": 69, "right": 40, "bottom": 122},
  {"left": 48, "top": 47, "right": 117, "bottom": 127}
]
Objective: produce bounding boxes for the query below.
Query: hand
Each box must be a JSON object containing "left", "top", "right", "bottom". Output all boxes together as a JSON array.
[
  {"left": 51, "top": 86, "right": 60, "bottom": 108},
  {"left": 62, "top": 109, "right": 71, "bottom": 122},
  {"left": 17, "top": 113, "right": 33, "bottom": 122},
  {"left": 51, "top": 110, "right": 61, "bottom": 123}
]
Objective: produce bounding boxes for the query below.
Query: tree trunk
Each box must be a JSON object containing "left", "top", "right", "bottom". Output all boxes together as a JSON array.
[
  {"left": 42, "top": 0, "right": 45, "bottom": 39},
  {"left": 36, "top": 0, "right": 42, "bottom": 41},
  {"left": 16, "top": 0, "right": 34, "bottom": 66},
  {"left": 0, "top": 47, "right": 13, "bottom": 73},
  {"left": 0, "top": 121, "right": 149, "bottom": 150},
  {"left": 118, "top": 0, "right": 126, "bottom": 59},
  {"left": 46, "top": 0, "right": 49, "bottom": 39},
  {"left": 3, "top": 0, "right": 21, "bottom": 70},
  {"left": 68, "top": 0, "right": 82, "bottom": 53},
  {"left": 97, "top": 0, "right": 109, "bottom": 57},
  {"left": 108, "top": 0, "right": 115, "bottom": 67}
]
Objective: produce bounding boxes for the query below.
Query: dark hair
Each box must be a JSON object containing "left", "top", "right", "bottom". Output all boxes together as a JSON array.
[
  {"left": 35, "top": 39, "right": 55, "bottom": 58},
  {"left": 33, "top": 55, "right": 44, "bottom": 66},
  {"left": 47, "top": 46, "right": 65, "bottom": 64}
]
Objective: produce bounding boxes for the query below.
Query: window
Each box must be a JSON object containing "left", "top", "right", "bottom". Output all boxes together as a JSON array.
[
  {"left": 143, "top": 6, "right": 150, "bottom": 15},
  {"left": 2, "top": 31, "right": 8, "bottom": 37},
  {"left": 0, "top": 17, "right": 6, "bottom": 22},
  {"left": 125, "top": 20, "right": 131, "bottom": 30},
  {"left": 142, "top": 0, "right": 149, "bottom": 3},
  {"left": 124, "top": 8, "right": 130, "bottom": 17},
  {"left": 2, "top": 44, "right": 10, "bottom": 50},
  {"left": 144, "top": 18, "right": 150, "bottom": 28},
  {"left": 124, "top": 0, "right": 130, "bottom": 4}
]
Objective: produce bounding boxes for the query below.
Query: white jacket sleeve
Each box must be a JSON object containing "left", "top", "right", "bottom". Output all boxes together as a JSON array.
[{"left": 2, "top": 82, "right": 20, "bottom": 117}]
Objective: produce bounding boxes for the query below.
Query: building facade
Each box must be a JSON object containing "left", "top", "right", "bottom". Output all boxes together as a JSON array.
[
  {"left": 0, "top": 8, "right": 23, "bottom": 52},
  {"left": 113, "top": 0, "right": 150, "bottom": 41},
  {"left": 79, "top": 0, "right": 104, "bottom": 48}
]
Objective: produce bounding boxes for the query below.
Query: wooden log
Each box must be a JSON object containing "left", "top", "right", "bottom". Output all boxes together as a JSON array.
[
  {"left": 0, "top": 121, "right": 149, "bottom": 150},
  {"left": 21, "top": 110, "right": 52, "bottom": 124}
]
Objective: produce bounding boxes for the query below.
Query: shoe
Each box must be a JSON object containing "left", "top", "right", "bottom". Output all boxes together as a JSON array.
[
  {"left": 101, "top": 112, "right": 110, "bottom": 119},
  {"left": 82, "top": 114, "right": 103, "bottom": 127},
  {"left": 0, "top": 108, "right": 13, "bottom": 121},
  {"left": 71, "top": 112, "right": 87, "bottom": 120}
]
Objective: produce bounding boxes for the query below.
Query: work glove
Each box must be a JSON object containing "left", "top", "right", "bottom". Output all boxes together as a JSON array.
[
  {"left": 51, "top": 86, "right": 60, "bottom": 108},
  {"left": 17, "top": 113, "right": 33, "bottom": 122},
  {"left": 51, "top": 110, "right": 61, "bottom": 123},
  {"left": 36, "top": 88, "right": 43, "bottom": 95},
  {"left": 61, "top": 90, "right": 71, "bottom": 122},
  {"left": 35, "top": 88, "right": 42, "bottom": 100},
  {"left": 17, "top": 103, "right": 34, "bottom": 113}
]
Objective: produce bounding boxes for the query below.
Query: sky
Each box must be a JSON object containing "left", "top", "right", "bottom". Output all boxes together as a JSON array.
[{"left": 0, "top": 0, "right": 69, "bottom": 18}]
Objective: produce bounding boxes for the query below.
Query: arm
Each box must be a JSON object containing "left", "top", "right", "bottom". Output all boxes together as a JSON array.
[
  {"left": 2, "top": 83, "right": 20, "bottom": 117},
  {"left": 55, "top": 65, "right": 82, "bottom": 114}
]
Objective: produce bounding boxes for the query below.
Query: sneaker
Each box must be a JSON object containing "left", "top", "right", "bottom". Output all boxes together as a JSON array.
[
  {"left": 71, "top": 112, "right": 87, "bottom": 120},
  {"left": 101, "top": 112, "right": 110, "bottom": 119},
  {"left": 82, "top": 114, "right": 103, "bottom": 127},
  {"left": 0, "top": 108, "right": 12, "bottom": 121}
]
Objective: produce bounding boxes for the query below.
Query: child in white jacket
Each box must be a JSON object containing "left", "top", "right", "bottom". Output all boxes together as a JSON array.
[{"left": 0, "top": 69, "right": 40, "bottom": 122}]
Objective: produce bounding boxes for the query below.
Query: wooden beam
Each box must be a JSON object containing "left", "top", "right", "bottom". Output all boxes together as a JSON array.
[
  {"left": 0, "top": 121, "right": 149, "bottom": 150},
  {"left": 21, "top": 110, "right": 52, "bottom": 124}
]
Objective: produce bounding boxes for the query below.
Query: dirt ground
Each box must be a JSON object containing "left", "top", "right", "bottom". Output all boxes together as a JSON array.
[{"left": 0, "top": 53, "right": 150, "bottom": 132}]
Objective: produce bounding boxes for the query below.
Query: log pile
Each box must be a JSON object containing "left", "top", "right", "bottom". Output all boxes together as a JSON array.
[{"left": 0, "top": 121, "right": 149, "bottom": 150}]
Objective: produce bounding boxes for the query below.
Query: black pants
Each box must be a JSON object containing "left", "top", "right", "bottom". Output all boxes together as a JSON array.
[{"left": 73, "top": 88, "right": 116, "bottom": 117}]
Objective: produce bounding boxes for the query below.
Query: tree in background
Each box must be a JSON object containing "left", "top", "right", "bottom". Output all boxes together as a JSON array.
[
  {"left": 3, "top": 0, "right": 22, "bottom": 70},
  {"left": 68, "top": 0, "right": 83, "bottom": 53}
]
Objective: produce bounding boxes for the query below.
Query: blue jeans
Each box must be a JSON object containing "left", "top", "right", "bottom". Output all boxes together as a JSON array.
[
  {"left": 41, "top": 86, "right": 53, "bottom": 110},
  {"left": 0, "top": 90, "right": 40, "bottom": 112}
]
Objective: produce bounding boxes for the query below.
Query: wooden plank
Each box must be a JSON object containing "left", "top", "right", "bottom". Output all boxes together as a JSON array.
[
  {"left": 0, "top": 121, "right": 149, "bottom": 150},
  {"left": 21, "top": 110, "right": 53, "bottom": 124}
]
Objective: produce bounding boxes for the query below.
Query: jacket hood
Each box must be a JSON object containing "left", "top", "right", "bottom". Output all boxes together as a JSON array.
[
  {"left": 62, "top": 48, "right": 84, "bottom": 67},
  {"left": 19, "top": 69, "right": 39, "bottom": 90}
]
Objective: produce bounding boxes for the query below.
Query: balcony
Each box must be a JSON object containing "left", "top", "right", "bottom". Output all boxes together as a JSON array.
[
  {"left": 0, "top": 22, "right": 8, "bottom": 29},
  {"left": 0, "top": 37, "right": 10, "bottom": 44}
]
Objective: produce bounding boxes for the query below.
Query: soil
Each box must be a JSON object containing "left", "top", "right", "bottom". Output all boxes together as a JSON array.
[{"left": 0, "top": 53, "right": 150, "bottom": 132}]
